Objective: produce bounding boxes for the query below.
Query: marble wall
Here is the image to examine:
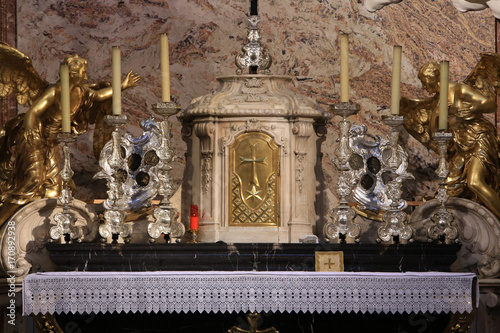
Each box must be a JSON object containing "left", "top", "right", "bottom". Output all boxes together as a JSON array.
[{"left": 13, "top": 0, "right": 495, "bottom": 206}]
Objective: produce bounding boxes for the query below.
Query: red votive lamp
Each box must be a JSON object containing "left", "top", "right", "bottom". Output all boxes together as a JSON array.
[{"left": 190, "top": 205, "right": 199, "bottom": 229}]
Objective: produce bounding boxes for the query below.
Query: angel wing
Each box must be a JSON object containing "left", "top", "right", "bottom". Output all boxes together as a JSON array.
[
  {"left": 0, "top": 42, "right": 49, "bottom": 105},
  {"left": 463, "top": 52, "right": 500, "bottom": 99},
  {"left": 400, "top": 95, "right": 440, "bottom": 152}
]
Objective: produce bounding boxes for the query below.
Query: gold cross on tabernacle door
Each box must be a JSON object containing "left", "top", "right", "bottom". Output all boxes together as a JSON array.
[{"left": 239, "top": 143, "right": 267, "bottom": 187}]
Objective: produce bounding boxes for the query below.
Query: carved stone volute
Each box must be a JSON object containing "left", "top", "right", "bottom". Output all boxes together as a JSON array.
[{"left": 410, "top": 197, "right": 500, "bottom": 278}]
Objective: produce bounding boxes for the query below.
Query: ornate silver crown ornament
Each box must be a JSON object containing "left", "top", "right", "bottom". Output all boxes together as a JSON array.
[{"left": 235, "top": 15, "right": 272, "bottom": 74}]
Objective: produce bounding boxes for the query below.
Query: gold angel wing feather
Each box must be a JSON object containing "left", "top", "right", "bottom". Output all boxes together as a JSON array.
[
  {"left": 400, "top": 95, "right": 440, "bottom": 152},
  {"left": 463, "top": 52, "right": 500, "bottom": 99},
  {"left": 0, "top": 42, "right": 49, "bottom": 105}
]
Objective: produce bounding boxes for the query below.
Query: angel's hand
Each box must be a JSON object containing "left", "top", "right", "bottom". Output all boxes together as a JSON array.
[
  {"left": 455, "top": 106, "right": 474, "bottom": 119},
  {"left": 122, "top": 71, "right": 141, "bottom": 90},
  {"left": 24, "top": 128, "right": 41, "bottom": 146}
]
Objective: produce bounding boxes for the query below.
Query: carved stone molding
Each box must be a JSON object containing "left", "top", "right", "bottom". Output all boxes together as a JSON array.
[
  {"left": 194, "top": 122, "right": 215, "bottom": 194},
  {"left": 410, "top": 197, "right": 500, "bottom": 278},
  {"left": 0, "top": 198, "right": 99, "bottom": 282},
  {"left": 293, "top": 122, "right": 313, "bottom": 193},
  {"left": 180, "top": 75, "right": 323, "bottom": 119},
  {"left": 220, "top": 119, "right": 288, "bottom": 156}
]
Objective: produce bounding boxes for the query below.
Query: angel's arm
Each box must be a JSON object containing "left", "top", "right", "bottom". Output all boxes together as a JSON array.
[
  {"left": 24, "top": 85, "right": 57, "bottom": 144},
  {"left": 454, "top": 83, "right": 497, "bottom": 114},
  {"left": 92, "top": 70, "right": 140, "bottom": 102}
]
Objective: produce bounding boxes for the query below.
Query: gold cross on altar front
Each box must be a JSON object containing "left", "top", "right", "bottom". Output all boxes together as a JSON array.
[
  {"left": 324, "top": 258, "right": 336, "bottom": 270},
  {"left": 239, "top": 143, "right": 267, "bottom": 187}
]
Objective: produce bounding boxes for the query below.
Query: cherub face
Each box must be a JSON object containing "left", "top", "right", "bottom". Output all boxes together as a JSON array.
[
  {"left": 70, "top": 65, "right": 88, "bottom": 86},
  {"left": 420, "top": 73, "right": 439, "bottom": 94}
]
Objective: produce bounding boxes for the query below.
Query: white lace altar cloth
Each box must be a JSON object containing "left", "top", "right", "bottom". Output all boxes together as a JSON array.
[{"left": 23, "top": 271, "right": 477, "bottom": 316}]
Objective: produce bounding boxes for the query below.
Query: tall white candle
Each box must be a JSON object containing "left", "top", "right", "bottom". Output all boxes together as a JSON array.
[
  {"left": 60, "top": 64, "right": 71, "bottom": 133},
  {"left": 439, "top": 61, "right": 449, "bottom": 130},
  {"left": 340, "top": 33, "right": 349, "bottom": 103},
  {"left": 161, "top": 33, "right": 171, "bottom": 103},
  {"left": 112, "top": 46, "right": 121, "bottom": 115},
  {"left": 391, "top": 45, "right": 402, "bottom": 115}
]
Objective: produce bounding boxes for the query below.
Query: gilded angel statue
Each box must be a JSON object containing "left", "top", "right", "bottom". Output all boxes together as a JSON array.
[
  {"left": 0, "top": 42, "right": 140, "bottom": 227},
  {"left": 400, "top": 53, "right": 500, "bottom": 219}
]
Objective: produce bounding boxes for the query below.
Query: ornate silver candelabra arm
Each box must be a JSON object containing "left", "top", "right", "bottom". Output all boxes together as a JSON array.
[
  {"left": 377, "top": 115, "right": 413, "bottom": 243},
  {"left": 148, "top": 102, "right": 185, "bottom": 242},
  {"left": 428, "top": 131, "right": 458, "bottom": 243},
  {"left": 332, "top": 102, "right": 358, "bottom": 170},
  {"left": 50, "top": 133, "right": 83, "bottom": 243},
  {"left": 324, "top": 102, "right": 361, "bottom": 243},
  {"left": 98, "top": 114, "right": 132, "bottom": 243}
]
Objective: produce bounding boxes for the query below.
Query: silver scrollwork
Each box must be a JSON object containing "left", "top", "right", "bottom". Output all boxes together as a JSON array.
[
  {"left": 428, "top": 131, "right": 458, "bottom": 243},
  {"left": 50, "top": 133, "right": 83, "bottom": 243},
  {"left": 97, "top": 115, "right": 132, "bottom": 243},
  {"left": 147, "top": 102, "right": 185, "bottom": 242},
  {"left": 377, "top": 115, "right": 413, "bottom": 243},
  {"left": 324, "top": 102, "right": 361, "bottom": 243},
  {"left": 235, "top": 15, "right": 272, "bottom": 74}
]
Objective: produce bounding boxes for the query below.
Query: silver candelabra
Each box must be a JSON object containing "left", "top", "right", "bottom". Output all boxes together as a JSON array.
[
  {"left": 427, "top": 131, "right": 458, "bottom": 243},
  {"left": 324, "top": 102, "right": 361, "bottom": 243},
  {"left": 99, "top": 114, "right": 132, "bottom": 243},
  {"left": 147, "top": 102, "right": 186, "bottom": 242}
]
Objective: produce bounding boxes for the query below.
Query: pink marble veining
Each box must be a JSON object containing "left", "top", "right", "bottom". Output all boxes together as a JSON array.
[{"left": 15, "top": 0, "right": 494, "bottom": 203}]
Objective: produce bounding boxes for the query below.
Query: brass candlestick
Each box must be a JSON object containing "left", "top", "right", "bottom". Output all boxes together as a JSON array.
[
  {"left": 147, "top": 102, "right": 186, "bottom": 243},
  {"left": 50, "top": 133, "right": 83, "bottom": 243},
  {"left": 187, "top": 229, "right": 200, "bottom": 243},
  {"left": 99, "top": 114, "right": 132, "bottom": 244}
]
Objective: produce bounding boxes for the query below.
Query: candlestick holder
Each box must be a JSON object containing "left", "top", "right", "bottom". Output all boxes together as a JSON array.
[
  {"left": 187, "top": 229, "right": 200, "bottom": 244},
  {"left": 377, "top": 115, "right": 413, "bottom": 243},
  {"left": 324, "top": 102, "right": 361, "bottom": 243},
  {"left": 49, "top": 133, "right": 83, "bottom": 243},
  {"left": 147, "top": 102, "right": 186, "bottom": 242},
  {"left": 99, "top": 114, "right": 132, "bottom": 244},
  {"left": 427, "top": 131, "right": 458, "bottom": 243}
]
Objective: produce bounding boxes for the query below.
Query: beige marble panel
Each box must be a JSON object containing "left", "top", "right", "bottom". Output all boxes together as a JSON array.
[{"left": 16, "top": 0, "right": 494, "bottom": 205}]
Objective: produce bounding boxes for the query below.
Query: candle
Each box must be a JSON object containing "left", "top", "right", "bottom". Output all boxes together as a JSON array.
[
  {"left": 390, "top": 45, "right": 402, "bottom": 115},
  {"left": 340, "top": 33, "right": 349, "bottom": 103},
  {"left": 160, "top": 33, "right": 171, "bottom": 103},
  {"left": 60, "top": 64, "right": 71, "bottom": 133},
  {"left": 112, "top": 46, "right": 121, "bottom": 115},
  {"left": 190, "top": 205, "right": 199, "bottom": 230},
  {"left": 439, "top": 61, "right": 449, "bottom": 130}
]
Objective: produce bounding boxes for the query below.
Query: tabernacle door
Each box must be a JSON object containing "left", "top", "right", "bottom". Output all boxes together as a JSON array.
[{"left": 229, "top": 131, "right": 280, "bottom": 226}]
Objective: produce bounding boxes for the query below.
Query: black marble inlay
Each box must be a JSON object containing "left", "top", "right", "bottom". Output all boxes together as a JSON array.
[
  {"left": 45, "top": 243, "right": 461, "bottom": 273},
  {"left": 55, "top": 311, "right": 450, "bottom": 333}
]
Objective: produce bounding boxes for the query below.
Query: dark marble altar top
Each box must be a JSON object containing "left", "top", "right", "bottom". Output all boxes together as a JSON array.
[{"left": 45, "top": 242, "right": 461, "bottom": 273}]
